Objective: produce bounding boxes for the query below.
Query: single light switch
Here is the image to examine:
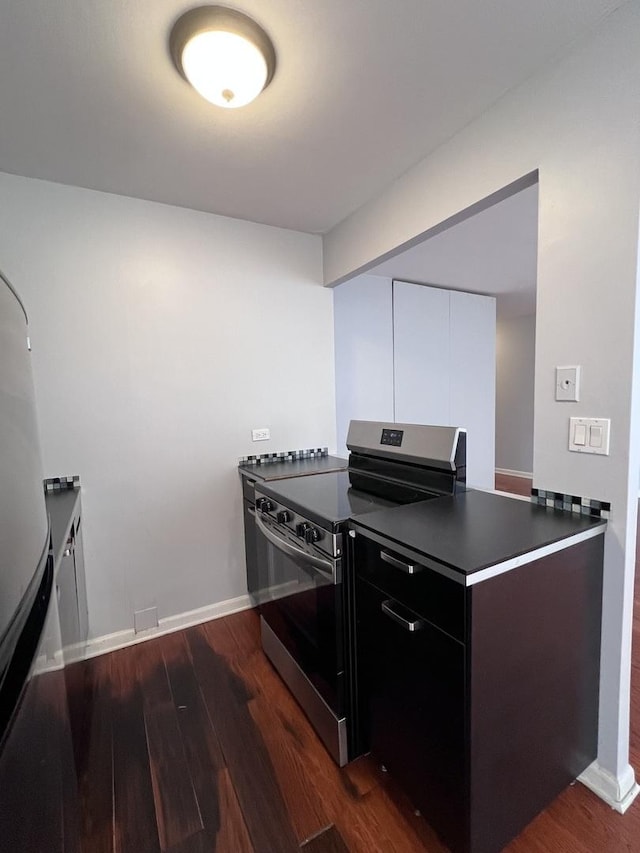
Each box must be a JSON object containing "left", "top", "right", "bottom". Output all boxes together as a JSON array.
[
  {"left": 589, "top": 425, "right": 603, "bottom": 448},
  {"left": 574, "top": 423, "right": 587, "bottom": 445}
]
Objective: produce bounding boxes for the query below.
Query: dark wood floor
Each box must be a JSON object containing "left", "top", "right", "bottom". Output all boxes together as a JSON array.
[{"left": 72, "top": 474, "right": 640, "bottom": 852}]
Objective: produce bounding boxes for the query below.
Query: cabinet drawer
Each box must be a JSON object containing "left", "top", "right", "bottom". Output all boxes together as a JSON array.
[
  {"left": 353, "top": 532, "right": 466, "bottom": 641},
  {"left": 356, "top": 575, "right": 466, "bottom": 853}
]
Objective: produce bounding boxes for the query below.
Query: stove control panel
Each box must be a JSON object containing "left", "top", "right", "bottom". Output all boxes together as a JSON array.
[
  {"left": 380, "top": 427, "right": 404, "bottom": 447},
  {"left": 254, "top": 488, "right": 340, "bottom": 558}
]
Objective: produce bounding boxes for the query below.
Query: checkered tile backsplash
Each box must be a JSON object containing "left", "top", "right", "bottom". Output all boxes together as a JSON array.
[
  {"left": 44, "top": 475, "right": 80, "bottom": 493},
  {"left": 239, "top": 448, "right": 329, "bottom": 466},
  {"left": 531, "top": 488, "right": 610, "bottom": 519}
]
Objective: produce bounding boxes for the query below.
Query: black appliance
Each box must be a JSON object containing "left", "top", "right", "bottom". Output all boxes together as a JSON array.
[
  {"left": 0, "top": 272, "right": 81, "bottom": 851},
  {"left": 253, "top": 420, "right": 466, "bottom": 765}
]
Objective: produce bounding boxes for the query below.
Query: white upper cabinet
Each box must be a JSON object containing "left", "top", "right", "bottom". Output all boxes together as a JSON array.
[
  {"left": 333, "top": 277, "right": 496, "bottom": 488},
  {"left": 334, "top": 274, "right": 394, "bottom": 455}
]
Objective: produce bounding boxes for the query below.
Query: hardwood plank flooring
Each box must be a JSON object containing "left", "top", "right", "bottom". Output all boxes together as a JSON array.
[
  {"left": 72, "top": 654, "right": 114, "bottom": 853},
  {"left": 301, "top": 825, "right": 350, "bottom": 852},
  {"left": 76, "top": 473, "right": 640, "bottom": 852},
  {"left": 136, "top": 640, "right": 203, "bottom": 850},
  {"left": 494, "top": 472, "right": 532, "bottom": 497},
  {"left": 161, "top": 630, "right": 227, "bottom": 843},
  {"left": 111, "top": 648, "right": 161, "bottom": 853},
  {"left": 187, "top": 622, "right": 299, "bottom": 852}
]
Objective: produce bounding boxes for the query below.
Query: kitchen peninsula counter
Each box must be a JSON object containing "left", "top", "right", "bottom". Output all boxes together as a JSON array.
[
  {"left": 350, "top": 488, "right": 606, "bottom": 584},
  {"left": 351, "top": 487, "right": 606, "bottom": 853}
]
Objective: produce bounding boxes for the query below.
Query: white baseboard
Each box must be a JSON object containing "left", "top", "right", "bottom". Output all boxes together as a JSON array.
[
  {"left": 83, "top": 593, "right": 254, "bottom": 661},
  {"left": 578, "top": 761, "right": 640, "bottom": 813},
  {"left": 495, "top": 467, "right": 533, "bottom": 479},
  {"left": 33, "top": 649, "right": 65, "bottom": 676}
]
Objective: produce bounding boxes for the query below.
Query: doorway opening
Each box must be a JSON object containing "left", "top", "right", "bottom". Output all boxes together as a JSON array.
[{"left": 332, "top": 177, "right": 539, "bottom": 491}]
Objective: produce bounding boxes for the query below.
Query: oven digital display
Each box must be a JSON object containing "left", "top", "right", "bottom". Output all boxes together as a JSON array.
[{"left": 380, "top": 428, "right": 404, "bottom": 447}]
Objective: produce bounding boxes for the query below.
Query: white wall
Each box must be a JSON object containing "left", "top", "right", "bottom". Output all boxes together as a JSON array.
[
  {"left": 0, "top": 172, "right": 335, "bottom": 640},
  {"left": 495, "top": 314, "right": 535, "bottom": 475},
  {"left": 323, "top": 3, "right": 640, "bottom": 806},
  {"left": 334, "top": 274, "right": 394, "bottom": 454}
]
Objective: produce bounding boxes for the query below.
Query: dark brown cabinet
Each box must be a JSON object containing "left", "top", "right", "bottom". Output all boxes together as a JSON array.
[
  {"left": 357, "top": 576, "right": 466, "bottom": 853},
  {"left": 354, "top": 529, "right": 604, "bottom": 853}
]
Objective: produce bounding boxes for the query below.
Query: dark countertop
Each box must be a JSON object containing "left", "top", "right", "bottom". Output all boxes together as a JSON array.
[
  {"left": 351, "top": 489, "right": 606, "bottom": 576},
  {"left": 258, "top": 470, "right": 397, "bottom": 527},
  {"left": 238, "top": 455, "right": 348, "bottom": 481},
  {"left": 45, "top": 488, "right": 81, "bottom": 571}
]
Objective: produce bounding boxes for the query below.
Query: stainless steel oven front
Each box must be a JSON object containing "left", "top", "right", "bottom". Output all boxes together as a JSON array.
[{"left": 253, "top": 498, "right": 348, "bottom": 766}]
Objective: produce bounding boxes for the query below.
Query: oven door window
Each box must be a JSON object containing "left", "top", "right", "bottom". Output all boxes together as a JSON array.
[{"left": 256, "top": 516, "right": 343, "bottom": 714}]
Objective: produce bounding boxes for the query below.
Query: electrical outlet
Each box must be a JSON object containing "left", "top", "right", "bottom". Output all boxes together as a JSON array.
[{"left": 252, "top": 428, "right": 270, "bottom": 441}]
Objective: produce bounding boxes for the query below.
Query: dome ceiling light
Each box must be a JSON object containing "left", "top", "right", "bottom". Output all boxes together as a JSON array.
[{"left": 170, "top": 6, "right": 276, "bottom": 109}]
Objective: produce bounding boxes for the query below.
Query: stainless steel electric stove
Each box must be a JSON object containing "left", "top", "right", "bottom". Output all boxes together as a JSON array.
[{"left": 253, "top": 420, "right": 466, "bottom": 765}]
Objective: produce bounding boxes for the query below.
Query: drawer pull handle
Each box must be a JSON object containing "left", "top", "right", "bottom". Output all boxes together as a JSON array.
[
  {"left": 381, "top": 599, "right": 425, "bottom": 632},
  {"left": 380, "top": 550, "right": 422, "bottom": 574}
]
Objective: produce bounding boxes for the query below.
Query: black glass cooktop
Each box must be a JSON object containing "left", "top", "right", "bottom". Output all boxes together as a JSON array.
[{"left": 258, "top": 470, "right": 398, "bottom": 529}]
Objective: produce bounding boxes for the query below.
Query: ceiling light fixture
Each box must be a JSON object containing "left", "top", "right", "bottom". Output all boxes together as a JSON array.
[{"left": 169, "top": 6, "right": 276, "bottom": 109}]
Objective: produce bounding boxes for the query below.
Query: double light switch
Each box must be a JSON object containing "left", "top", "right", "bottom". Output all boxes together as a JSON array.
[{"left": 569, "top": 418, "right": 610, "bottom": 455}]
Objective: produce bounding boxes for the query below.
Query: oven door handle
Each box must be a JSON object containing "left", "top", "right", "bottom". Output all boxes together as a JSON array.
[{"left": 255, "top": 513, "right": 337, "bottom": 584}]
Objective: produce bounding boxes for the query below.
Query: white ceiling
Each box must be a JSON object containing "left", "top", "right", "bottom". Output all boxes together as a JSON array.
[
  {"left": 0, "top": 0, "right": 626, "bottom": 234},
  {"left": 368, "top": 183, "right": 539, "bottom": 319}
]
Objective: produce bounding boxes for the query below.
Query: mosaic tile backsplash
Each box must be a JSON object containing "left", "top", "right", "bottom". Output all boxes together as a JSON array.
[
  {"left": 531, "top": 488, "right": 610, "bottom": 519},
  {"left": 44, "top": 475, "right": 80, "bottom": 493},
  {"left": 239, "top": 448, "right": 329, "bottom": 466}
]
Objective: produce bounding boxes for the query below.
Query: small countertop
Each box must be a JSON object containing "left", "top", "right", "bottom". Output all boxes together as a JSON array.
[
  {"left": 238, "top": 455, "right": 348, "bottom": 481},
  {"left": 45, "top": 488, "right": 81, "bottom": 571},
  {"left": 351, "top": 489, "right": 606, "bottom": 579}
]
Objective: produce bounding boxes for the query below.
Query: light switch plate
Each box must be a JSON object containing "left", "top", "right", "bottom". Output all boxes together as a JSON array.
[
  {"left": 569, "top": 417, "right": 610, "bottom": 455},
  {"left": 556, "top": 365, "right": 581, "bottom": 401},
  {"left": 252, "top": 428, "right": 270, "bottom": 441}
]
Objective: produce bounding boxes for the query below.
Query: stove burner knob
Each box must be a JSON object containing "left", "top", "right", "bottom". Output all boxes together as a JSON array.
[
  {"left": 296, "top": 522, "right": 310, "bottom": 538},
  {"left": 257, "top": 499, "right": 275, "bottom": 514},
  {"left": 276, "top": 510, "right": 291, "bottom": 524},
  {"left": 255, "top": 498, "right": 266, "bottom": 511},
  {"left": 304, "top": 527, "right": 322, "bottom": 544}
]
